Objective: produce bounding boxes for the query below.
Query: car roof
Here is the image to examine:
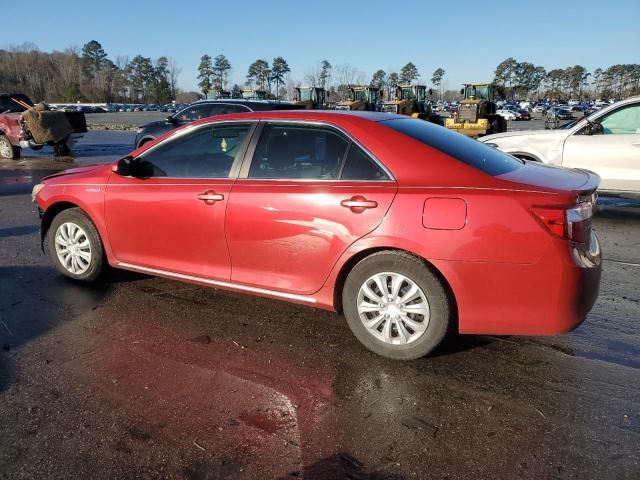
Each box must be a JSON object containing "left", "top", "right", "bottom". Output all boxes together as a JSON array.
[
  {"left": 190, "top": 98, "right": 304, "bottom": 110},
  {"left": 187, "top": 109, "right": 402, "bottom": 125}
]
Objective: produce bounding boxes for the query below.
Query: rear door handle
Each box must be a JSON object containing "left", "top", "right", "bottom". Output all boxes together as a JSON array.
[
  {"left": 197, "top": 191, "right": 224, "bottom": 205},
  {"left": 341, "top": 196, "right": 378, "bottom": 213}
]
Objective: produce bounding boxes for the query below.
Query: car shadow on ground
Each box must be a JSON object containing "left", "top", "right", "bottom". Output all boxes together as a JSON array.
[{"left": 0, "top": 265, "right": 147, "bottom": 391}]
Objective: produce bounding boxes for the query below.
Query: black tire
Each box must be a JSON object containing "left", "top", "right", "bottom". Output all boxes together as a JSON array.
[
  {"left": 0, "top": 134, "right": 20, "bottom": 159},
  {"left": 47, "top": 208, "right": 105, "bottom": 283},
  {"left": 54, "top": 141, "right": 71, "bottom": 157},
  {"left": 342, "top": 250, "right": 453, "bottom": 360}
]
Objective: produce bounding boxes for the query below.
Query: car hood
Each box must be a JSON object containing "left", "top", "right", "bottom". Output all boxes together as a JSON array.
[
  {"left": 141, "top": 120, "right": 166, "bottom": 128},
  {"left": 482, "top": 129, "right": 568, "bottom": 142},
  {"left": 42, "top": 163, "right": 110, "bottom": 182}
]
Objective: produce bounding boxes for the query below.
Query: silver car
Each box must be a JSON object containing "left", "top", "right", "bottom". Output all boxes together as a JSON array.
[{"left": 482, "top": 96, "right": 640, "bottom": 197}]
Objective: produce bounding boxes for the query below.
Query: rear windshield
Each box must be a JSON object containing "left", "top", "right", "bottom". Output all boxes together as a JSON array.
[{"left": 381, "top": 117, "right": 523, "bottom": 176}]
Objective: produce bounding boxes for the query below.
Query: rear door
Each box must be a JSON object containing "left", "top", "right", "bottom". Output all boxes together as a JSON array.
[
  {"left": 563, "top": 102, "right": 640, "bottom": 194},
  {"left": 225, "top": 121, "right": 397, "bottom": 295}
]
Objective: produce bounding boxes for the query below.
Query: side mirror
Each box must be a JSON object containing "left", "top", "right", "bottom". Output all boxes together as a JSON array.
[
  {"left": 113, "top": 156, "right": 133, "bottom": 176},
  {"left": 428, "top": 89, "right": 433, "bottom": 96},
  {"left": 584, "top": 122, "right": 603, "bottom": 136},
  {"left": 460, "top": 88, "right": 464, "bottom": 95},
  {"left": 166, "top": 115, "right": 176, "bottom": 123}
]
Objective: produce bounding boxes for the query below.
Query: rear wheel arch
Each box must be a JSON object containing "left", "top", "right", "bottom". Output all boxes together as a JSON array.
[
  {"left": 136, "top": 137, "right": 155, "bottom": 149},
  {"left": 510, "top": 151, "right": 542, "bottom": 162},
  {"left": 333, "top": 248, "right": 458, "bottom": 324}
]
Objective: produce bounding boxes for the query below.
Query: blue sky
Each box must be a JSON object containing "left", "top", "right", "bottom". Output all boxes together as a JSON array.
[{"left": 3, "top": 0, "right": 639, "bottom": 91}]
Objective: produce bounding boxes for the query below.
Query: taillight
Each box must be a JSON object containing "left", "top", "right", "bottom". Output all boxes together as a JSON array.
[{"left": 532, "top": 200, "right": 594, "bottom": 243}]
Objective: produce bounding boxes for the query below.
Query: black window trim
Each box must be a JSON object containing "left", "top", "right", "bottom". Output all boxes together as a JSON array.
[
  {"left": 237, "top": 120, "right": 396, "bottom": 182},
  {"left": 131, "top": 120, "right": 258, "bottom": 180}
]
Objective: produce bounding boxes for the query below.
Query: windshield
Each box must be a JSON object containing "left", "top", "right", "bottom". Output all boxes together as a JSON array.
[
  {"left": 400, "top": 88, "right": 416, "bottom": 101},
  {"left": 299, "top": 89, "right": 313, "bottom": 102},
  {"left": 464, "top": 85, "right": 489, "bottom": 100},
  {"left": 382, "top": 117, "right": 523, "bottom": 176},
  {"left": 0, "top": 94, "right": 33, "bottom": 113}
]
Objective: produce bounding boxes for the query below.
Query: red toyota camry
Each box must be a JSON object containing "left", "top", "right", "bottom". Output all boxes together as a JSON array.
[{"left": 33, "top": 111, "right": 602, "bottom": 359}]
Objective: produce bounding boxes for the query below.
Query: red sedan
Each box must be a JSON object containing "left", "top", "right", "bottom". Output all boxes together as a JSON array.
[{"left": 33, "top": 111, "right": 602, "bottom": 360}]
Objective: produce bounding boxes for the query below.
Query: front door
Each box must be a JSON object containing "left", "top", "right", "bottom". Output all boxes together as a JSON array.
[
  {"left": 563, "top": 102, "right": 640, "bottom": 194},
  {"left": 225, "top": 122, "right": 397, "bottom": 295},
  {"left": 105, "top": 122, "right": 254, "bottom": 280}
]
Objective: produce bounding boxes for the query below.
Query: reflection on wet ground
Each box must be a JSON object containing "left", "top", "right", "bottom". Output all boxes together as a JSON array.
[{"left": 0, "top": 131, "right": 639, "bottom": 479}]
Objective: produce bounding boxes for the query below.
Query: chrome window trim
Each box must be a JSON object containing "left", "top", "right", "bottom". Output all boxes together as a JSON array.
[
  {"left": 239, "top": 119, "right": 396, "bottom": 182},
  {"left": 116, "top": 262, "right": 317, "bottom": 304}
]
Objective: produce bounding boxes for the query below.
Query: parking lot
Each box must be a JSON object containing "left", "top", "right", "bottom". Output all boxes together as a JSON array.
[{"left": 1, "top": 127, "right": 639, "bottom": 479}]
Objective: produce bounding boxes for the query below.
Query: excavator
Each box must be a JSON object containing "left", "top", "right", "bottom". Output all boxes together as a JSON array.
[
  {"left": 445, "top": 83, "right": 506, "bottom": 137},
  {"left": 380, "top": 84, "right": 442, "bottom": 124},
  {"left": 335, "top": 86, "right": 379, "bottom": 111},
  {"left": 293, "top": 87, "right": 326, "bottom": 109}
]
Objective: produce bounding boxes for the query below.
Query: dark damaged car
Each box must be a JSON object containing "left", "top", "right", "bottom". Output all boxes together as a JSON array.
[{"left": 133, "top": 99, "right": 304, "bottom": 148}]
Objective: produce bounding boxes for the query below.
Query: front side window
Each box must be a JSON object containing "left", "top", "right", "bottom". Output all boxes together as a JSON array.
[
  {"left": 599, "top": 104, "right": 640, "bottom": 134},
  {"left": 134, "top": 123, "right": 252, "bottom": 178},
  {"left": 248, "top": 124, "right": 349, "bottom": 179},
  {"left": 209, "top": 104, "right": 251, "bottom": 116}
]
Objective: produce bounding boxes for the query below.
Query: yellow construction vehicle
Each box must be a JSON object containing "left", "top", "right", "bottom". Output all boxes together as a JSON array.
[
  {"left": 335, "top": 86, "right": 379, "bottom": 111},
  {"left": 241, "top": 89, "right": 269, "bottom": 100},
  {"left": 294, "top": 87, "right": 326, "bottom": 109},
  {"left": 445, "top": 83, "right": 506, "bottom": 137},
  {"left": 380, "top": 84, "right": 442, "bottom": 124},
  {"left": 206, "top": 88, "right": 231, "bottom": 100}
]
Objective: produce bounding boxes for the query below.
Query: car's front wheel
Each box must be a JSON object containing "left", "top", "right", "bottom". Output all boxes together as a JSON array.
[
  {"left": 48, "top": 208, "right": 105, "bottom": 282},
  {"left": 342, "top": 251, "right": 453, "bottom": 360}
]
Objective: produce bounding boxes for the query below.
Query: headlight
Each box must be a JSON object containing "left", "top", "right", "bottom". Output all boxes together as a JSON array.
[{"left": 32, "top": 183, "right": 45, "bottom": 202}]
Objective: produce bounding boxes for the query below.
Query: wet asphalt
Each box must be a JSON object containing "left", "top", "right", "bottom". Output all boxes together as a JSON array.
[{"left": 0, "top": 130, "right": 639, "bottom": 479}]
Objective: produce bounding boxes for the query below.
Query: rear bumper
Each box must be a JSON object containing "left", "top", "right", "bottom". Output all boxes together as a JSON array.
[
  {"left": 19, "top": 133, "right": 83, "bottom": 149},
  {"left": 437, "top": 232, "right": 602, "bottom": 335}
]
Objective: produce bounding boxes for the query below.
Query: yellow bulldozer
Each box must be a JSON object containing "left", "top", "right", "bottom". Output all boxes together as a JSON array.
[
  {"left": 445, "top": 83, "right": 506, "bottom": 137},
  {"left": 335, "top": 86, "right": 379, "bottom": 111},
  {"left": 294, "top": 87, "right": 327, "bottom": 109},
  {"left": 380, "top": 84, "right": 442, "bottom": 125}
]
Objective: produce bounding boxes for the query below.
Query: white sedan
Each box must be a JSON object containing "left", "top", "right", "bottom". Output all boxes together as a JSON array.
[
  {"left": 482, "top": 96, "right": 640, "bottom": 197},
  {"left": 496, "top": 109, "right": 518, "bottom": 121}
]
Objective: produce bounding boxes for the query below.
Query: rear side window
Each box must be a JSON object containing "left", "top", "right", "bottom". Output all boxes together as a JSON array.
[
  {"left": 341, "top": 144, "right": 390, "bottom": 181},
  {"left": 248, "top": 123, "right": 349, "bottom": 179},
  {"left": 209, "top": 104, "right": 251, "bottom": 115},
  {"left": 381, "top": 118, "right": 523, "bottom": 176}
]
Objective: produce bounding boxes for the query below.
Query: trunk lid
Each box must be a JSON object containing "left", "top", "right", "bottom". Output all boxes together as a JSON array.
[{"left": 497, "top": 160, "right": 599, "bottom": 194}]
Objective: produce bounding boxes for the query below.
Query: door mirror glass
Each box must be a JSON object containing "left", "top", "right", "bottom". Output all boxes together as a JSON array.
[{"left": 583, "top": 122, "right": 603, "bottom": 136}]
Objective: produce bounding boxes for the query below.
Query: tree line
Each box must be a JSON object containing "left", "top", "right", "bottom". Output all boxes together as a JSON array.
[
  {"left": 2, "top": 41, "right": 638, "bottom": 104},
  {"left": 0, "top": 41, "right": 182, "bottom": 104},
  {"left": 493, "top": 57, "right": 640, "bottom": 100}
]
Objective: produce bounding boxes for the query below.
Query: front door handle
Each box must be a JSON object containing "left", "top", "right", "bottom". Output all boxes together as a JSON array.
[
  {"left": 197, "top": 191, "right": 224, "bottom": 205},
  {"left": 341, "top": 195, "right": 378, "bottom": 213}
]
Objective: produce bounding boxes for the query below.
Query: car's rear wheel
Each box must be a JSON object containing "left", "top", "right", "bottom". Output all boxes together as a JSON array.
[
  {"left": 342, "top": 251, "right": 452, "bottom": 360},
  {"left": 0, "top": 135, "right": 20, "bottom": 159},
  {"left": 48, "top": 208, "right": 105, "bottom": 282}
]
